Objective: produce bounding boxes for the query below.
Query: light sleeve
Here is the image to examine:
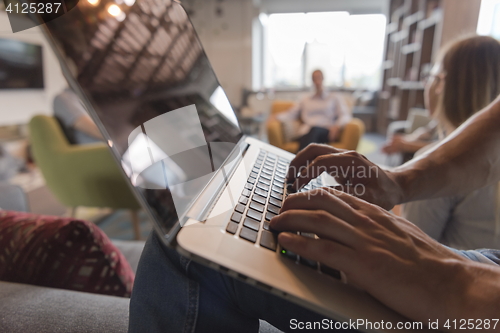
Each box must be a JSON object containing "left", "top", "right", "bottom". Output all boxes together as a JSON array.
[
  {"left": 401, "top": 196, "right": 457, "bottom": 241},
  {"left": 333, "top": 94, "right": 351, "bottom": 126},
  {"left": 276, "top": 101, "right": 302, "bottom": 122}
]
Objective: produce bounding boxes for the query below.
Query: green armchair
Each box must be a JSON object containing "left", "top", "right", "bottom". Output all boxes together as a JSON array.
[{"left": 29, "top": 115, "right": 142, "bottom": 239}]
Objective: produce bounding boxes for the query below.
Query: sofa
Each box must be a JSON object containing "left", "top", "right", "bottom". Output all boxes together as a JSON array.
[
  {"left": 0, "top": 239, "right": 143, "bottom": 333},
  {"left": 0, "top": 186, "right": 282, "bottom": 333},
  {"left": 0, "top": 236, "right": 282, "bottom": 333}
]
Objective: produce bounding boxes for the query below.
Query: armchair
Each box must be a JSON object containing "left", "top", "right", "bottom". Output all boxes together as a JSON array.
[
  {"left": 266, "top": 100, "right": 365, "bottom": 153},
  {"left": 28, "top": 115, "right": 142, "bottom": 239}
]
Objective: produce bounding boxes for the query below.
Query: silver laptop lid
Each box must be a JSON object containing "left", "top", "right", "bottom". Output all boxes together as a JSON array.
[{"left": 42, "top": 0, "right": 243, "bottom": 240}]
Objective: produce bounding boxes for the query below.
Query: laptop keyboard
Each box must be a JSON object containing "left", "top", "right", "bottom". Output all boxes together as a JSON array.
[
  {"left": 225, "top": 150, "right": 286, "bottom": 248},
  {"left": 225, "top": 149, "right": 341, "bottom": 280}
]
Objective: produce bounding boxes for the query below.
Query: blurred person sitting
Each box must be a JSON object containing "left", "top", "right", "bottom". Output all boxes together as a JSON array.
[
  {"left": 272, "top": 70, "right": 351, "bottom": 151},
  {"left": 382, "top": 81, "right": 441, "bottom": 160},
  {"left": 382, "top": 119, "right": 438, "bottom": 161},
  {"left": 53, "top": 88, "right": 103, "bottom": 145},
  {"left": 400, "top": 35, "right": 500, "bottom": 250}
]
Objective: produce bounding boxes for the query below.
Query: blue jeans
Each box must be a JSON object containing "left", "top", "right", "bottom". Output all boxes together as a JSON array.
[
  {"left": 298, "top": 127, "right": 330, "bottom": 151},
  {"left": 128, "top": 232, "right": 359, "bottom": 333},
  {"left": 129, "top": 232, "right": 500, "bottom": 333}
]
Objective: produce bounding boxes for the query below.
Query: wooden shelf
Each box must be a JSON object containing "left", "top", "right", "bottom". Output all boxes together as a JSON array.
[
  {"left": 401, "top": 43, "right": 421, "bottom": 54},
  {"left": 378, "top": 0, "right": 443, "bottom": 133},
  {"left": 383, "top": 60, "right": 394, "bottom": 70},
  {"left": 391, "top": 30, "right": 409, "bottom": 42},
  {"left": 386, "top": 22, "right": 399, "bottom": 35},
  {"left": 377, "top": 0, "right": 481, "bottom": 134},
  {"left": 403, "top": 11, "right": 425, "bottom": 27},
  {"left": 418, "top": 11, "right": 442, "bottom": 30},
  {"left": 400, "top": 81, "right": 426, "bottom": 90},
  {"left": 387, "top": 78, "right": 402, "bottom": 87}
]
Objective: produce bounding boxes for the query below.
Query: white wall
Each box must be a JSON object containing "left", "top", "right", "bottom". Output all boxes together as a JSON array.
[
  {"left": 188, "top": 0, "right": 389, "bottom": 107},
  {"left": 0, "top": 0, "right": 389, "bottom": 125},
  {"left": 259, "top": 0, "right": 388, "bottom": 14},
  {"left": 0, "top": 12, "right": 67, "bottom": 126},
  {"left": 188, "top": 0, "right": 257, "bottom": 107}
]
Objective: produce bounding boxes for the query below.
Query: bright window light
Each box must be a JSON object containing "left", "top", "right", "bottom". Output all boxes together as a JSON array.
[
  {"left": 261, "top": 12, "right": 386, "bottom": 90},
  {"left": 477, "top": 0, "right": 500, "bottom": 38}
]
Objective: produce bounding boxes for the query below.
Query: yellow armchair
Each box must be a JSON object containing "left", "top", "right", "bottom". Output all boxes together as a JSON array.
[{"left": 266, "top": 100, "right": 365, "bottom": 153}]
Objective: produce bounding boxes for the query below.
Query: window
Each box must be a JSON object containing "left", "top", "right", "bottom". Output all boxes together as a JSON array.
[
  {"left": 477, "top": 0, "right": 500, "bottom": 39},
  {"left": 259, "top": 12, "right": 387, "bottom": 90}
]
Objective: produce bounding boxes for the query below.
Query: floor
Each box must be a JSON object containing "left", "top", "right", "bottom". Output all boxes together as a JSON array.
[
  {"left": 10, "top": 169, "right": 153, "bottom": 240},
  {"left": 11, "top": 132, "right": 387, "bottom": 241},
  {"left": 359, "top": 133, "right": 388, "bottom": 166}
]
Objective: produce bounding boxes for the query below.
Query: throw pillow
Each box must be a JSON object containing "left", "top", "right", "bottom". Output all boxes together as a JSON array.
[{"left": 0, "top": 211, "right": 134, "bottom": 297}]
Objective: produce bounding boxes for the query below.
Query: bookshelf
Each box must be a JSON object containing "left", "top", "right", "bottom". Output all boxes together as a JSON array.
[{"left": 377, "top": 0, "right": 481, "bottom": 134}]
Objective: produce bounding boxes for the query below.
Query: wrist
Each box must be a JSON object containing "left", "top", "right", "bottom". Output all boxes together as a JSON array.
[
  {"left": 450, "top": 260, "right": 500, "bottom": 327},
  {"left": 385, "top": 169, "right": 409, "bottom": 206},
  {"left": 437, "top": 258, "right": 474, "bottom": 322}
]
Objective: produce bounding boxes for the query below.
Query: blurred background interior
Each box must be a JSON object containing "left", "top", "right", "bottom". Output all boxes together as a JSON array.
[{"left": 0, "top": 0, "right": 499, "bottom": 240}]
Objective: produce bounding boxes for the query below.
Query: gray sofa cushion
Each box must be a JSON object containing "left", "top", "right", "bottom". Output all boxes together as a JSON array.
[
  {"left": 0, "top": 241, "right": 283, "bottom": 333},
  {"left": 0, "top": 281, "right": 283, "bottom": 333},
  {"left": 0, "top": 281, "right": 129, "bottom": 333}
]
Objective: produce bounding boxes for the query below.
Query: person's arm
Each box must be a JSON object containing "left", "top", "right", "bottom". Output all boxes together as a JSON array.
[
  {"left": 73, "top": 115, "right": 104, "bottom": 140},
  {"left": 286, "top": 95, "right": 500, "bottom": 209},
  {"left": 334, "top": 94, "right": 351, "bottom": 127},
  {"left": 271, "top": 189, "right": 500, "bottom": 331},
  {"left": 395, "top": 96, "right": 500, "bottom": 202},
  {"left": 328, "top": 95, "right": 351, "bottom": 142},
  {"left": 399, "top": 139, "right": 431, "bottom": 153},
  {"left": 54, "top": 91, "right": 103, "bottom": 140},
  {"left": 271, "top": 102, "right": 301, "bottom": 123},
  {"left": 382, "top": 135, "right": 430, "bottom": 154}
]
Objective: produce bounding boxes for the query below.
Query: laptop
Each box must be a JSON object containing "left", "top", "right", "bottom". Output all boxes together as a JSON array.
[{"left": 38, "top": 1, "right": 425, "bottom": 331}]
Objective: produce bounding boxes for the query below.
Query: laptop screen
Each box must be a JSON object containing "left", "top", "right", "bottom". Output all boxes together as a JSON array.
[{"left": 43, "top": 0, "right": 243, "bottom": 238}]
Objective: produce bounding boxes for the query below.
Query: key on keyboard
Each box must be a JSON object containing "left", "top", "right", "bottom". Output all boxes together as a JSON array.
[
  {"left": 243, "top": 218, "right": 260, "bottom": 231},
  {"left": 250, "top": 201, "right": 265, "bottom": 213},
  {"left": 240, "top": 227, "right": 258, "bottom": 243},
  {"left": 280, "top": 232, "right": 341, "bottom": 280},
  {"left": 226, "top": 222, "right": 238, "bottom": 234},
  {"left": 260, "top": 230, "right": 277, "bottom": 251},
  {"left": 231, "top": 212, "right": 242, "bottom": 223},
  {"left": 246, "top": 209, "right": 262, "bottom": 222}
]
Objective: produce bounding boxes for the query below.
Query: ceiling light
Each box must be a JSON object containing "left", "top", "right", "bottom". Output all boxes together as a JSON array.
[{"left": 107, "top": 4, "right": 122, "bottom": 17}]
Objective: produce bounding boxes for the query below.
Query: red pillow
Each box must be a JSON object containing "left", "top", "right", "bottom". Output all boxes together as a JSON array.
[{"left": 0, "top": 211, "right": 134, "bottom": 297}]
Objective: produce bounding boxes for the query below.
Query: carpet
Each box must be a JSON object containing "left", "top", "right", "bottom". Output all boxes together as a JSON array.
[
  {"left": 357, "top": 138, "right": 377, "bottom": 156},
  {"left": 97, "top": 210, "right": 152, "bottom": 241}
]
